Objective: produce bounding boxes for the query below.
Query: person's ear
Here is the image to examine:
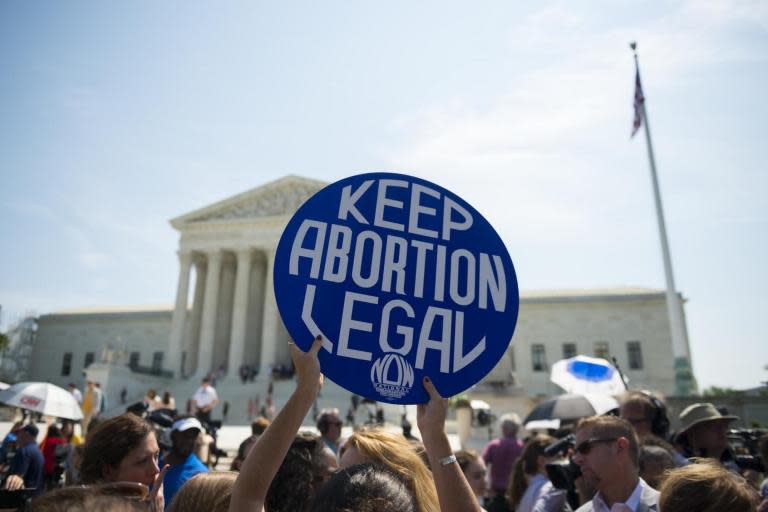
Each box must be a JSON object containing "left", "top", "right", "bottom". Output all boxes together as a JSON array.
[{"left": 616, "top": 436, "right": 630, "bottom": 457}]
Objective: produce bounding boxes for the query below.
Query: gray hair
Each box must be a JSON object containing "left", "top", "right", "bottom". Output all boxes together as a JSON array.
[
  {"left": 639, "top": 445, "right": 675, "bottom": 472},
  {"left": 500, "top": 413, "right": 521, "bottom": 435}
]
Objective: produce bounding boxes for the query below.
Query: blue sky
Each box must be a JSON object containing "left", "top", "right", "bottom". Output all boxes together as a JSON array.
[{"left": 1, "top": 1, "right": 766, "bottom": 391}]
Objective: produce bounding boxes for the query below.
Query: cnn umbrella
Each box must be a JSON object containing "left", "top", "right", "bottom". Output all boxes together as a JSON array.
[
  {"left": 0, "top": 382, "right": 83, "bottom": 420},
  {"left": 550, "top": 355, "right": 626, "bottom": 395},
  {"left": 523, "top": 393, "right": 619, "bottom": 428}
]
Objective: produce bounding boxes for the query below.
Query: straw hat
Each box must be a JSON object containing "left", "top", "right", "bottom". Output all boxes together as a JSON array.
[{"left": 677, "top": 403, "right": 738, "bottom": 435}]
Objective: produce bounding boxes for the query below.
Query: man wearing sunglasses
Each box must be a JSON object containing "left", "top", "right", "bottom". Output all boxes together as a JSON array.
[
  {"left": 317, "top": 408, "right": 343, "bottom": 456},
  {"left": 572, "top": 416, "right": 659, "bottom": 512}
]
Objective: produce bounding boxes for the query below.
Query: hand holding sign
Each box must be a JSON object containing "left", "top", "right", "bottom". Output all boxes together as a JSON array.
[
  {"left": 417, "top": 377, "right": 449, "bottom": 442},
  {"left": 291, "top": 335, "right": 324, "bottom": 395},
  {"left": 275, "top": 172, "right": 519, "bottom": 404}
]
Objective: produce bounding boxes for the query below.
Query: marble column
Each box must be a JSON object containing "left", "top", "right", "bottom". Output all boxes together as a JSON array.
[
  {"left": 185, "top": 259, "right": 207, "bottom": 376},
  {"left": 167, "top": 251, "right": 192, "bottom": 376},
  {"left": 197, "top": 250, "right": 222, "bottom": 376},
  {"left": 227, "top": 249, "right": 252, "bottom": 375},
  {"left": 259, "top": 250, "right": 279, "bottom": 375}
]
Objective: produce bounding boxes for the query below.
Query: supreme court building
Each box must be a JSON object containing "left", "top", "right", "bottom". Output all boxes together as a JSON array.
[{"left": 28, "top": 175, "right": 694, "bottom": 400}]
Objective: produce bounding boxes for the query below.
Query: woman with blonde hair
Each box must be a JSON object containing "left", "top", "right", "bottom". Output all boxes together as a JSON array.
[
  {"left": 340, "top": 427, "right": 440, "bottom": 512},
  {"left": 167, "top": 472, "right": 237, "bottom": 512},
  {"left": 658, "top": 460, "right": 761, "bottom": 512}
]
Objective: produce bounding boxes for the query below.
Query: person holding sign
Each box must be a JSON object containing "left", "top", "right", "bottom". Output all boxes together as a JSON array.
[
  {"left": 339, "top": 428, "right": 439, "bottom": 512},
  {"left": 228, "top": 335, "right": 482, "bottom": 512}
]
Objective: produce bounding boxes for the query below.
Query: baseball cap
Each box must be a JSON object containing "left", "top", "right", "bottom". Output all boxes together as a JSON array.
[{"left": 171, "top": 417, "right": 203, "bottom": 433}]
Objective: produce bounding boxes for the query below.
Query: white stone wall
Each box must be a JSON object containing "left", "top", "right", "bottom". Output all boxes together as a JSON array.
[
  {"left": 28, "top": 290, "right": 680, "bottom": 398},
  {"left": 30, "top": 310, "right": 172, "bottom": 389},
  {"left": 510, "top": 294, "right": 676, "bottom": 397}
]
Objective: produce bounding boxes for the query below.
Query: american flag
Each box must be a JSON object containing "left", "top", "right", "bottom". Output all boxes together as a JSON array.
[{"left": 631, "top": 67, "right": 645, "bottom": 137}]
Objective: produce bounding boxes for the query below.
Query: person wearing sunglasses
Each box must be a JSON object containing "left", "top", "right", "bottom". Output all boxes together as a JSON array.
[
  {"left": 316, "top": 408, "right": 343, "bottom": 456},
  {"left": 572, "top": 416, "right": 659, "bottom": 512}
]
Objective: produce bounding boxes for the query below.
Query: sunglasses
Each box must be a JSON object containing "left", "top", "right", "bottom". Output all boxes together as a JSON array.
[{"left": 574, "top": 437, "right": 619, "bottom": 455}]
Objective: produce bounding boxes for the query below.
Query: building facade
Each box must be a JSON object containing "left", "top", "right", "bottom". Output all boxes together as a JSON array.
[{"left": 27, "top": 176, "right": 692, "bottom": 399}]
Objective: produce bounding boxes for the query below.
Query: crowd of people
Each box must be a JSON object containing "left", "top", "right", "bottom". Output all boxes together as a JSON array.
[
  {"left": 0, "top": 344, "right": 766, "bottom": 511},
  {"left": 472, "top": 390, "right": 768, "bottom": 512}
]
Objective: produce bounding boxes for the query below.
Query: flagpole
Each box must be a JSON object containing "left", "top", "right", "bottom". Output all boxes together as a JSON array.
[{"left": 630, "top": 42, "right": 696, "bottom": 396}]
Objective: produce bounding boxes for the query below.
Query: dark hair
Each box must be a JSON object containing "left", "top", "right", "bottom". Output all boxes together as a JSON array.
[
  {"left": 251, "top": 417, "right": 270, "bottom": 436},
  {"left": 265, "top": 433, "right": 325, "bottom": 512},
  {"left": 162, "top": 391, "right": 172, "bottom": 405},
  {"left": 309, "top": 464, "right": 415, "bottom": 512},
  {"left": 46, "top": 425, "right": 63, "bottom": 439},
  {"left": 639, "top": 444, "right": 675, "bottom": 489},
  {"left": 85, "top": 416, "right": 103, "bottom": 438},
  {"left": 231, "top": 436, "right": 258, "bottom": 471},
  {"left": 316, "top": 409, "right": 340, "bottom": 435},
  {"left": 80, "top": 414, "right": 154, "bottom": 484},
  {"left": 620, "top": 390, "right": 670, "bottom": 438},
  {"left": 506, "top": 434, "right": 553, "bottom": 508}
]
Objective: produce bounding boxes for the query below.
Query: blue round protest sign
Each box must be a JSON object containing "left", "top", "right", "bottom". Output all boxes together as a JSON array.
[{"left": 274, "top": 172, "right": 519, "bottom": 404}]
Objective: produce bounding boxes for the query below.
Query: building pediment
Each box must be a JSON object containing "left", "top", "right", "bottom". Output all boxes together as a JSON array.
[{"left": 170, "top": 175, "right": 327, "bottom": 230}]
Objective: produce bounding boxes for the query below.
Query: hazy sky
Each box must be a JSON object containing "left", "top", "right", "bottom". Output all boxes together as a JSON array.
[{"left": 1, "top": 1, "right": 766, "bottom": 391}]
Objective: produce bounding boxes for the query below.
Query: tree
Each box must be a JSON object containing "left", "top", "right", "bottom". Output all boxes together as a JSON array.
[
  {"left": 702, "top": 386, "right": 744, "bottom": 397},
  {"left": 0, "top": 332, "right": 9, "bottom": 353}
]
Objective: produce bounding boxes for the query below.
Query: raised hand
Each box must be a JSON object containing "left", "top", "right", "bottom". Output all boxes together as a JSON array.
[
  {"left": 290, "top": 335, "right": 324, "bottom": 394},
  {"left": 147, "top": 464, "right": 169, "bottom": 512},
  {"left": 417, "top": 376, "right": 482, "bottom": 512},
  {"left": 416, "top": 376, "right": 449, "bottom": 440}
]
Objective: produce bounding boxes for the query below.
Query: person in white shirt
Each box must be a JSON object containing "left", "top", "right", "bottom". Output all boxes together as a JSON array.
[
  {"left": 572, "top": 416, "right": 659, "bottom": 512},
  {"left": 192, "top": 377, "right": 219, "bottom": 426},
  {"left": 67, "top": 383, "right": 83, "bottom": 405}
]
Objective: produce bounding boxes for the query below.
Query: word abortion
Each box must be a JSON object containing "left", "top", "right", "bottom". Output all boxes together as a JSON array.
[{"left": 290, "top": 221, "right": 507, "bottom": 310}]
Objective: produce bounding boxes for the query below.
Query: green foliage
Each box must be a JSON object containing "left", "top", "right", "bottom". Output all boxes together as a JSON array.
[
  {"left": 702, "top": 385, "right": 745, "bottom": 397},
  {"left": 450, "top": 394, "right": 471, "bottom": 409},
  {"left": 0, "top": 332, "right": 9, "bottom": 352}
]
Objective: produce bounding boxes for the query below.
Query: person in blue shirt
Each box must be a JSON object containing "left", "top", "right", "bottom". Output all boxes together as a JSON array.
[
  {"left": 3, "top": 424, "right": 44, "bottom": 496},
  {"left": 162, "top": 417, "right": 208, "bottom": 509},
  {"left": 0, "top": 421, "right": 23, "bottom": 464}
]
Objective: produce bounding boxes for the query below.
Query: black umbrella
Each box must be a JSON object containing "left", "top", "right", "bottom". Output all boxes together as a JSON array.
[{"left": 523, "top": 393, "right": 619, "bottom": 428}]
